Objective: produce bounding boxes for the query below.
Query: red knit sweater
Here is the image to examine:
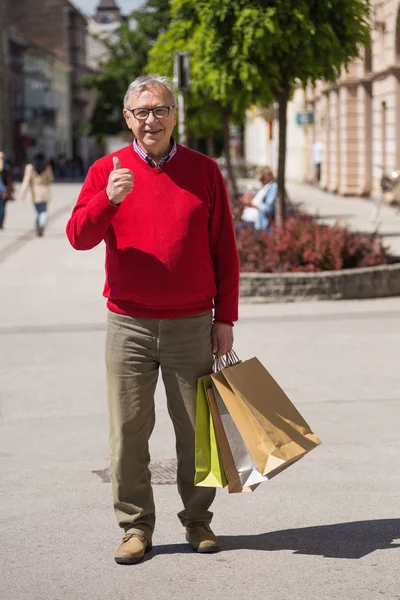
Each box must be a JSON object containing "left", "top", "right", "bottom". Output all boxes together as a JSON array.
[{"left": 66, "top": 144, "right": 240, "bottom": 324}]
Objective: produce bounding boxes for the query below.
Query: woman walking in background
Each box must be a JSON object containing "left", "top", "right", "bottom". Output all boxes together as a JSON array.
[
  {"left": 0, "top": 150, "right": 14, "bottom": 230},
  {"left": 20, "top": 152, "right": 54, "bottom": 236}
]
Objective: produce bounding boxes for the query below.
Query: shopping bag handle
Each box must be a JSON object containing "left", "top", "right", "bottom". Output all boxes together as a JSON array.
[{"left": 214, "top": 350, "right": 240, "bottom": 372}]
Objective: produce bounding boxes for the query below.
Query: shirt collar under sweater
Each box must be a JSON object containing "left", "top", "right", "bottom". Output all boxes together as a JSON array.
[{"left": 133, "top": 137, "right": 177, "bottom": 168}]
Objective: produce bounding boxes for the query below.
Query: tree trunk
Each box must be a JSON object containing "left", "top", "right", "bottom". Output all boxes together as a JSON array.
[
  {"left": 222, "top": 110, "right": 238, "bottom": 200},
  {"left": 189, "top": 134, "right": 198, "bottom": 150},
  {"left": 275, "top": 83, "right": 290, "bottom": 228},
  {"left": 206, "top": 135, "right": 215, "bottom": 158}
]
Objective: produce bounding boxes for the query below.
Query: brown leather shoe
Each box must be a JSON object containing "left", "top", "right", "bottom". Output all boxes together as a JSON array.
[
  {"left": 114, "top": 533, "right": 152, "bottom": 565},
  {"left": 186, "top": 522, "right": 219, "bottom": 553}
]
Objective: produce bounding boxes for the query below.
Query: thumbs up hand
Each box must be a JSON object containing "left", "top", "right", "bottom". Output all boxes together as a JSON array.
[{"left": 106, "top": 156, "right": 134, "bottom": 205}]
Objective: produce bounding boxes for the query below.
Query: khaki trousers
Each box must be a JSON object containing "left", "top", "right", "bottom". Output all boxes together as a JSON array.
[{"left": 105, "top": 310, "right": 216, "bottom": 541}]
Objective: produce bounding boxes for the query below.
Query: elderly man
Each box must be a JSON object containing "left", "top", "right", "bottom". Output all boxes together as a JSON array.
[{"left": 66, "top": 75, "right": 239, "bottom": 564}]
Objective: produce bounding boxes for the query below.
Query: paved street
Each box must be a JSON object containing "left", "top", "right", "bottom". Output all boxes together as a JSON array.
[{"left": 1, "top": 183, "right": 400, "bottom": 600}]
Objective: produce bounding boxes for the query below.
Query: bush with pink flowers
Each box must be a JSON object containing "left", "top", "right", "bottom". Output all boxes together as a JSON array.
[{"left": 236, "top": 213, "right": 390, "bottom": 273}]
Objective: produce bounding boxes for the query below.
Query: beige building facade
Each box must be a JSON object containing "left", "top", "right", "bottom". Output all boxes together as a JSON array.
[{"left": 306, "top": 0, "right": 400, "bottom": 199}]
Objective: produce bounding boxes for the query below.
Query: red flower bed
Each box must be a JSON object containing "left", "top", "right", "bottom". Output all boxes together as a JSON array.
[{"left": 236, "top": 213, "right": 390, "bottom": 273}]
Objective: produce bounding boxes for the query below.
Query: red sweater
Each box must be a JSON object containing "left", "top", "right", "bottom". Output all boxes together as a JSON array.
[{"left": 66, "top": 144, "right": 239, "bottom": 324}]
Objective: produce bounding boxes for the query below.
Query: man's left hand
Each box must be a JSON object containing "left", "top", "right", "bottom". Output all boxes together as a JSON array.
[{"left": 212, "top": 322, "right": 234, "bottom": 356}]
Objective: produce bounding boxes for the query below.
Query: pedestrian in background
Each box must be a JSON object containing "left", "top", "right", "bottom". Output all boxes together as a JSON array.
[
  {"left": 0, "top": 150, "right": 14, "bottom": 230},
  {"left": 312, "top": 140, "right": 323, "bottom": 184},
  {"left": 239, "top": 166, "right": 277, "bottom": 230},
  {"left": 20, "top": 152, "right": 54, "bottom": 237},
  {"left": 66, "top": 75, "right": 240, "bottom": 565}
]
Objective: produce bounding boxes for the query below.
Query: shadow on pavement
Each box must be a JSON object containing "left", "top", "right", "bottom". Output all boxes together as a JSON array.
[
  {"left": 152, "top": 543, "right": 191, "bottom": 557},
  {"left": 153, "top": 520, "right": 400, "bottom": 559}
]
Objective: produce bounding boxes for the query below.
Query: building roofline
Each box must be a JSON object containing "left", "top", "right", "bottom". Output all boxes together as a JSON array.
[{"left": 66, "top": 0, "right": 88, "bottom": 23}]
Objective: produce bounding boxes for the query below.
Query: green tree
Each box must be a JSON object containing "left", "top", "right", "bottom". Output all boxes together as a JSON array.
[
  {"left": 173, "top": 0, "right": 371, "bottom": 225},
  {"left": 84, "top": 0, "right": 171, "bottom": 138}
]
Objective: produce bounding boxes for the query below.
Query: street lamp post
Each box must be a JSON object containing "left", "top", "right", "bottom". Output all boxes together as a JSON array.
[{"left": 173, "top": 52, "right": 191, "bottom": 146}]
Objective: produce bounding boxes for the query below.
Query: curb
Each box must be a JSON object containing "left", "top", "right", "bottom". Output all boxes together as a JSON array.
[{"left": 239, "top": 262, "right": 400, "bottom": 302}]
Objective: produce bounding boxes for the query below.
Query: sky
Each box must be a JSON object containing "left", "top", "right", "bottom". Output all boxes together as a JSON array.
[{"left": 72, "top": 0, "right": 143, "bottom": 17}]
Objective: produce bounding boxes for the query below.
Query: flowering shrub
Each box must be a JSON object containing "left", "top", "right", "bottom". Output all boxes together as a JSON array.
[{"left": 236, "top": 213, "right": 390, "bottom": 273}]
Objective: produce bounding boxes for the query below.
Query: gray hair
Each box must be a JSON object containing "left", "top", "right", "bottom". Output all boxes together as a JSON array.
[
  {"left": 255, "top": 165, "right": 274, "bottom": 180},
  {"left": 123, "top": 75, "right": 177, "bottom": 108}
]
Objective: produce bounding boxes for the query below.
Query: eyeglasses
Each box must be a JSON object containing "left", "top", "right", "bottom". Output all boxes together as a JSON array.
[{"left": 126, "top": 105, "right": 176, "bottom": 121}]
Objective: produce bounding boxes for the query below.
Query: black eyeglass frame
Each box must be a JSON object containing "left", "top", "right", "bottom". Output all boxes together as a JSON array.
[{"left": 126, "top": 105, "right": 176, "bottom": 121}]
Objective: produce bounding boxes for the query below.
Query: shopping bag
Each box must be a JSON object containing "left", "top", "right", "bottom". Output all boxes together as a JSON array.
[
  {"left": 194, "top": 375, "right": 227, "bottom": 488},
  {"left": 207, "top": 387, "right": 267, "bottom": 493},
  {"left": 211, "top": 357, "right": 321, "bottom": 479}
]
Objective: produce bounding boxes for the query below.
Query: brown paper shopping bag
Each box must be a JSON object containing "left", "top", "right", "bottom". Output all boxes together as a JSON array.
[{"left": 211, "top": 357, "right": 322, "bottom": 480}]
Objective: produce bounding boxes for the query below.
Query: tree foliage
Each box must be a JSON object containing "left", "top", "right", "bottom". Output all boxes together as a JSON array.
[
  {"left": 83, "top": 0, "right": 171, "bottom": 138},
  {"left": 181, "top": 0, "right": 371, "bottom": 95}
]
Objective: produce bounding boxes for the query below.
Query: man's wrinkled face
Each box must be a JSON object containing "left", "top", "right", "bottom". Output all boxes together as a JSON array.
[{"left": 123, "top": 86, "right": 177, "bottom": 155}]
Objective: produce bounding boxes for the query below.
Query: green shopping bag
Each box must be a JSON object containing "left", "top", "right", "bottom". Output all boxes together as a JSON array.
[{"left": 194, "top": 375, "right": 227, "bottom": 488}]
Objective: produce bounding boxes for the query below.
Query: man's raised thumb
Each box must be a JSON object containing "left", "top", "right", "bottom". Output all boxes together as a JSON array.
[{"left": 113, "top": 156, "right": 121, "bottom": 171}]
